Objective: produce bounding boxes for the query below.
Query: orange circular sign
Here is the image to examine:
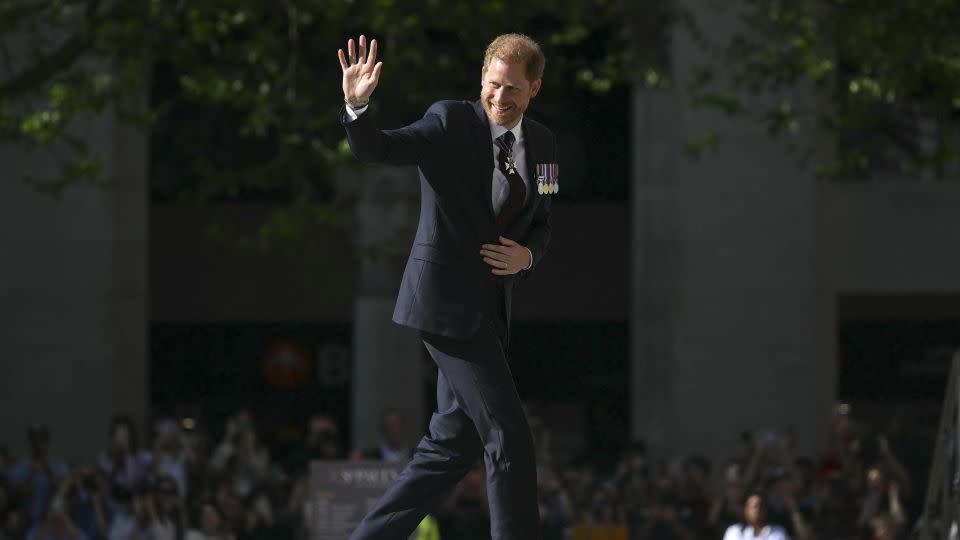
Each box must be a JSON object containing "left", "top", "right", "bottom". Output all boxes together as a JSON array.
[{"left": 262, "top": 340, "right": 311, "bottom": 388}]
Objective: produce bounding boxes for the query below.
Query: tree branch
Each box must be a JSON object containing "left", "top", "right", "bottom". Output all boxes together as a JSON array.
[
  {"left": 0, "top": 0, "right": 106, "bottom": 100},
  {"left": 0, "top": 1, "right": 53, "bottom": 77}
]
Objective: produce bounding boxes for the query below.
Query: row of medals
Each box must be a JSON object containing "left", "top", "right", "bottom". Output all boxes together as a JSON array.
[{"left": 505, "top": 154, "right": 559, "bottom": 195}]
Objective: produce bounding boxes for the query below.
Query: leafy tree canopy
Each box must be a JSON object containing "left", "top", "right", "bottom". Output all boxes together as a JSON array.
[
  {"left": 687, "top": 0, "right": 960, "bottom": 181},
  {"left": 0, "top": 0, "right": 661, "bottom": 193}
]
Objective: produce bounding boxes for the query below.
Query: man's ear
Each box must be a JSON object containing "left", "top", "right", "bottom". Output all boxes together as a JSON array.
[{"left": 530, "top": 79, "right": 542, "bottom": 98}]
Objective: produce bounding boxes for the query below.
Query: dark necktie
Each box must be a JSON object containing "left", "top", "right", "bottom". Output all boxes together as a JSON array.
[{"left": 495, "top": 130, "right": 525, "bottom": 228}]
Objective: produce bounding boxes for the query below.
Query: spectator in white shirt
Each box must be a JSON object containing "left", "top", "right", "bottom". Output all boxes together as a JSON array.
[{"left": 723, "top": 493, "right": 791, "bottom": 540}]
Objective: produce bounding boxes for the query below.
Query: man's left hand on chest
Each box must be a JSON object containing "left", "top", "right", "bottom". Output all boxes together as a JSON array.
[{"left": 481, "top": 236, "right": 533, "bottom": 276}]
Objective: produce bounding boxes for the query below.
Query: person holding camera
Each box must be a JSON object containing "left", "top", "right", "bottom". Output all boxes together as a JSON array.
[
  {"left": 148, "top": 419, "right": 196, "bottom": 499},
  {"left": 7, "top": 425, "right": 70, "bottom": 526},
  {"left": 25, "top": 494, "right": 87, "bottom": 540},
  {"left": 97, "top": 417, "right": 150, "bottom": 496},
  {"left": 57, "top": 467, "right": 108, "bottom": 540},
  {"left": 282, "top": 414, "right": 342, "bottom": 476},
  {"left": 209, "top": 412, "right": 270, "bottom": 498},
  {"left": 144, "top": 475, "right": 187, "bottom": 540}
]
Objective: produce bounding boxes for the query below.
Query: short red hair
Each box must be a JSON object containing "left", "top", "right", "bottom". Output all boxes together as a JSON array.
[{"left": 483, "top": 33, "right": 545, "bottom": 82}]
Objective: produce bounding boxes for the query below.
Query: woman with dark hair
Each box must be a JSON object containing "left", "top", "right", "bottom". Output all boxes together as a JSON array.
[
  {"left": 97, "top": 416, "right": 149, "bottom": 493},
  {"left": 722, "top": 493, "right": 791, "bottom": 540}
]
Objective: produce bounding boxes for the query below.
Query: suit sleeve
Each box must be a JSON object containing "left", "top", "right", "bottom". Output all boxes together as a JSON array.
[
  {"left": 341, "top": 102, "right": 447, "bottom": 166},
  {"left": 518, "top": 132, "right": 554, "bottom": 280}
]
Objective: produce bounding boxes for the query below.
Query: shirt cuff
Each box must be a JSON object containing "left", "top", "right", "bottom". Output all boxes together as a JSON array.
[
  {"left": 344, "top": 103, "right": 368, "bottom": 121},
  {"left": 523, "top": 247, "right": 534, "bottom": 270}
]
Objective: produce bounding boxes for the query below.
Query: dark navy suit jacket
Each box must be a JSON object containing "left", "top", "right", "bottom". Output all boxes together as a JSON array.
[{"left": 342, "top": 100, "right": 554, "bottom": 338}]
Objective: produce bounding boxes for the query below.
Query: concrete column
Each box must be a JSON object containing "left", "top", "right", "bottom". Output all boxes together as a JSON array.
[
  {"left": 0, "top": 104, "right": 148, "bottom": 464},
  {"left": 631, "top": 85, "right": 683, "bottom": 459},
  {"left": 630, "top": 0, "right": 824, "bottom": 464},
  {"left": 109, "top": 95, "right": 150, "bottom": 444},
  {"left": 339, "top": 165, "right": 424, "bottom": 452}
]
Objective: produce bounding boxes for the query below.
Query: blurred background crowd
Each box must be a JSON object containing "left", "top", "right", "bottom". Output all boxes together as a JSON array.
[
  {"left": 3, "top": 2, "right": 959, "bottom": 540},
  {"left": 0, "top": 403, "right": 924, "bottom": 540}
]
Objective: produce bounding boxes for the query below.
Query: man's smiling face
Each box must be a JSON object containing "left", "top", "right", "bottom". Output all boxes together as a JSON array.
[{"left": 481, "top": 58, "right": 541, "bottom": 129}]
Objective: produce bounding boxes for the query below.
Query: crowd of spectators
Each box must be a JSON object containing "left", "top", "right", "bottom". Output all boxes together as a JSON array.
[
  {"left": 0, "top": 404, "right": 923, "bottom": 540},
  {"left": 525, "top": 406, "right": 916, "bottom": 540}
]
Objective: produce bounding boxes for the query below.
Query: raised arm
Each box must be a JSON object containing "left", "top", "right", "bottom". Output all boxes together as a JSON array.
[{"left": 338, "top": 35, "right": 446, "bottom": 165}]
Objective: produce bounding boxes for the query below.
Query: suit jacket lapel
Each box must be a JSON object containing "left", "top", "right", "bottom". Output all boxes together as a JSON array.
[{"left": 520, "top": 119, "right": 543, "bottom": 220}]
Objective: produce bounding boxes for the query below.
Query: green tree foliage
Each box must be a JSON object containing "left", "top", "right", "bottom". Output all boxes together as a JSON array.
[
  {"left": 0, "top": 0, "right": 665, "bottom": 198},
  {"left": 1, "top": 0, "right": 673, "bottom": 250},
  {"left": 6, "top": 0, "right": 954, "bottom": 205},
  {"left": 687, "top": 0, "right": 960, "bottom": 181}
]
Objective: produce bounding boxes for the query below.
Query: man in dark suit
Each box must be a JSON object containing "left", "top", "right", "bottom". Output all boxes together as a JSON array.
[{"left": 338, "top": 33, "right": 555, "bottom": 540}]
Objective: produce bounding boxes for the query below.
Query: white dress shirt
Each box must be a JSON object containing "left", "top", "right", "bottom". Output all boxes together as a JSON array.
[
  {"left": 345, "top": 102, "right": 534, "bottom": 270},
  {"left": 722, "top": 524, "right": 791, "bottom": 540}
]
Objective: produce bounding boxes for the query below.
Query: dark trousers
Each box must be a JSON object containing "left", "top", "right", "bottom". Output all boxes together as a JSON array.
[{"left": 348, "top": 314, "right": 540, "bottom": 540}]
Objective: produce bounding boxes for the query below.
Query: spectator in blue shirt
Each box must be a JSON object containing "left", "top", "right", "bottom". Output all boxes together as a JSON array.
[{"left": 8, "top": 426, "right": 70, "bottom": 526}]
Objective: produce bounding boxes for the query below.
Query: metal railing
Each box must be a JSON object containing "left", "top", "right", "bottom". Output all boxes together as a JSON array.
[{"left": 916, "top": 351, "right": 960, "bottom": 540}]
